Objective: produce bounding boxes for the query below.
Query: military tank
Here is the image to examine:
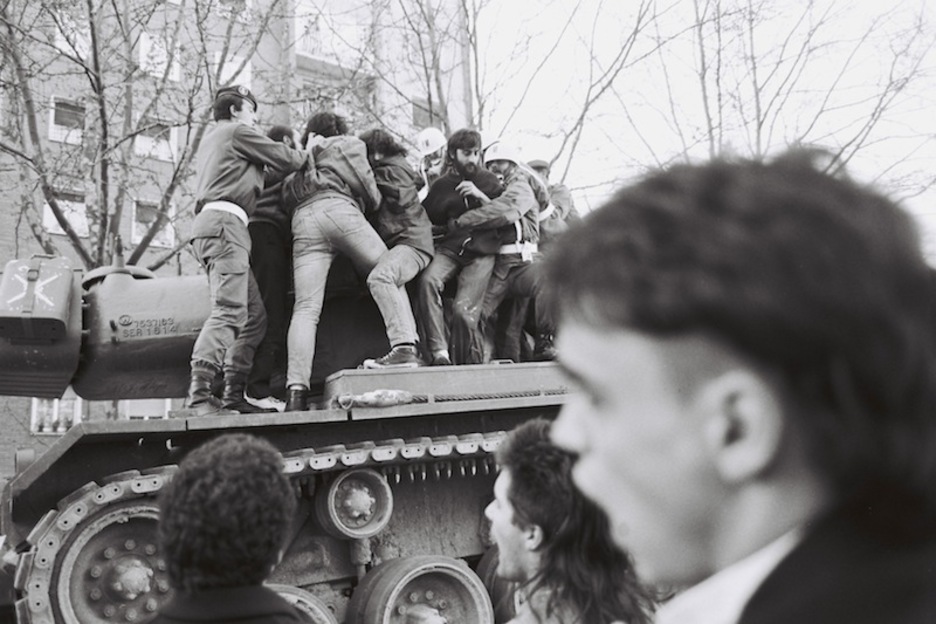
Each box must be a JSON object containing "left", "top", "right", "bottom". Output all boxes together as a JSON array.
[{"left": 0, "top": 255, "right": 565, "bottom": 623}]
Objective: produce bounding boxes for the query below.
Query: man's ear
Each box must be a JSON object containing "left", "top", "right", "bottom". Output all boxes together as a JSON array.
[
  {"left": 525, "top": 524, "right": 545, "bottom": 552},
  {"left": 697, "top": 370, "right": 785, "bottom": 483}
]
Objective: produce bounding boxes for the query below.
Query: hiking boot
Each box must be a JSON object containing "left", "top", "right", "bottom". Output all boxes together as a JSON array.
[
  {"left": 363, "top": 345, "right": 422, "bottom": 369},
  {"left": 222, "top": 375, "right": 277, "bottom": 413},
  {"left": 430, "top": 352, "right": 453, "bottom": 366},
  {"left": 186, "top": 369, "right": 236, "bottom": 417},
  {"left": 285, "top": 386, "right": 309, "bottom": 412},
  {"left": 532, "top": 333, "right": 557, "bottom": 361}
]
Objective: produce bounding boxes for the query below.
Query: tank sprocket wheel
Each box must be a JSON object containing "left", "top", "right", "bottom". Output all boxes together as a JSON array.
[
  {"left": 267, "top": 584, "right": 339, "bottom": 624},
  {"left": 345, "top": 555, "right": 493, "bottom": 624},
  {"left": 13, "top": 467, "right": 176, "bottom": 624}
]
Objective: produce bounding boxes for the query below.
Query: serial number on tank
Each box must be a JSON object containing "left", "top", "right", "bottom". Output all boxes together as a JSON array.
[{"left": 117, "top": 315, "right": 179, "bottom": 337}]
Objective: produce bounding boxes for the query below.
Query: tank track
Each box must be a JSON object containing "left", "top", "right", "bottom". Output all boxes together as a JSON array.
[{"left": 12, "top": 430, "right": 507, "bottom": 624}]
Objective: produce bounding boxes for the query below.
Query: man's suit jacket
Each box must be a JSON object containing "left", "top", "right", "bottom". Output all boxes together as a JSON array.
[{"left": 739, "top": 492, "right": 936, "bottom": 624}]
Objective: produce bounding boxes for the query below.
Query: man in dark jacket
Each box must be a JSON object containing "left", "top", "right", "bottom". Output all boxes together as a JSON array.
[
  {"left": 358, "top": 127, "right": 434, "bottom": 368},
  {"left": 415, "top": 128, "right": 504, "bottom": 365},
  {"left": 148, "top": 433, "right": 306, "bottom": 624},
  {"left": 547, "top": 151, "right": 936, "bottom": 624}
]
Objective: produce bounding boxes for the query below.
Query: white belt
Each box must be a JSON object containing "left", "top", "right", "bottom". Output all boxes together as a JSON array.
[
  {"left": 202, "top": 201, "right": 248, "bottom": 226},
  {"left": 498, "top": 242, "right": 538, "bottom": 255},
  {"left": 538, "top": 203, "right": 556, "bottom": 222}
]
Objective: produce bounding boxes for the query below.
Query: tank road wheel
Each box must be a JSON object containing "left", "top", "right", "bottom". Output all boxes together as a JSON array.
[
  {"left": 345, "top": 555, "right": 493, "bottom": 624},
  {"left": 267, "top": 584, "right": 338, "bottom": 624},
  {"left": 315, "top": 468, "right": 394, "bottom": 540},
  {"left": 475, "top": 547, "right": 519, "bottom": 624},
  {"left": 14, "top": 468, "right": 175, "bottom": 624}
]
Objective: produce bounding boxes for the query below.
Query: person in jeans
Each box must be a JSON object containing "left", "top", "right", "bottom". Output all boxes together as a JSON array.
[
  {"left": 416, "top": 128, "right": 504, "bottom": 365},
  {"left": 187, "top": 86, "right": 306, "bottom": 416},
  {"left": 358, "top": 128, "right": 434, "bottom": 368},
  {"left": 281, "top": 112, "right": 418, "bottom": 411}
]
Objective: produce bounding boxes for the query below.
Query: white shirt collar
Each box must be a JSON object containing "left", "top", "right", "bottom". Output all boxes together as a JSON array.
[{"left": 654, "top": 529, "right": 802, "bottom": 624}]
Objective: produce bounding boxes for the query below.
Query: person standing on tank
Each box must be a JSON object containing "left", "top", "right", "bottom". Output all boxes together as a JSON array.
[{"left": 186, "top": 86, "right": 307, "bottom": 416}]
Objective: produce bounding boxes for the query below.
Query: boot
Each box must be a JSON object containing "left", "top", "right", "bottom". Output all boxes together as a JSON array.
[
  {"left": 186, "top": 369, "right": 233, "bottom": 417},
  {"left": 532, "top": 333, "right": 557, "bottom": 361},
  {"left": 285, "top": 386, "right": 309, "bottom": 412},
  {"left": 222, "top": 374, "right": 277, "bottom": 413}
]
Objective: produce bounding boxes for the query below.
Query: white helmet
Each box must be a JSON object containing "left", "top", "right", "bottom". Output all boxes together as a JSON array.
[
  {"left": 483, "top": 142, "right": 522, "bottom": 166},
  {"left": 414, "top": 127, "right": 447, "bottom": 157}
]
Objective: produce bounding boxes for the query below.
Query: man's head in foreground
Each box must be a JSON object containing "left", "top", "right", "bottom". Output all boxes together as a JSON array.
[
  {"left": 159, "top": 433, "right": 296, "bottom": 592},
  {"left": 544, "top": 150, "right": 936, "bottom": 589}
]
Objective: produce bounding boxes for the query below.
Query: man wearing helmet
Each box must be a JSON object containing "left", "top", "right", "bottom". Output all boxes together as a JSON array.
[
  {"left": 414, "top": 127, "right": 448, "bottom": 200},
  {"left": 448, "top": 142, "right": 555, "bottom": 363}
]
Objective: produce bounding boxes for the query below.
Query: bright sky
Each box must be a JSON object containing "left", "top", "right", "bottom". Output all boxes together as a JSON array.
[{"left": 475, "top": 0, "right": 936, "bottom": 262}]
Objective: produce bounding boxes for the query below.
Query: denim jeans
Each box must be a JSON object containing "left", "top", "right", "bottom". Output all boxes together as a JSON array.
[
  {"left": 416, "top": 252, "right": 495, "bottom": 363},
  {"left": 189, "top": 210, "right": 267, "bottom": 377},
  {"left": 473, "top": 256, "right": 552, "bottom": 363},
  {"left": 367, "top": 245, "right": 431, "bottom": 346},
  {"left": 287, "top": 196, "right": 387, "bottom": 388}
]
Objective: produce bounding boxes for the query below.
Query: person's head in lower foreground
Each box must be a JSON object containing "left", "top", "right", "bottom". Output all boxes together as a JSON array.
[
  {"left": 544, "top": 149, "right": 936, "bottom": 590},
  {"left": 158, "top": 433, "right": 296, "bottom": 592},
  {"left": 486, "top": 418, "right": 656, "bottom": 624}
]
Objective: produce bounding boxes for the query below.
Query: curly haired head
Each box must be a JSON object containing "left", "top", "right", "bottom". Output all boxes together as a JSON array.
[
  {"left": 496, "top": 419, "right": 656, "bottom": 624},
  {"left": 302, "top": 111, "right": 348, "bottom": 145},
  {"left": 543, "top": 150, "right": 936, "bottom": 516},
  {"left": 158, "top": 433, "right": 296, "bottom": 591},
  {"left": 359, "top": 127, "right": 408, "bottom": 159}
]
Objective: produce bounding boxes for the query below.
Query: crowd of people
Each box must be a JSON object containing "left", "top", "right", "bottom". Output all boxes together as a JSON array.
[
  {"left": 161, "top": 88, "right": 936, "bottom": 624},
  {"left": 185, "top": 85, "right": 575, "bottom": 415}
]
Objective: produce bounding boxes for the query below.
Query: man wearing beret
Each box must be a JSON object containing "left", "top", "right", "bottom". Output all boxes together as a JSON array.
[{"left": 187, "top": 85, "right": 307, "bottom": 416}]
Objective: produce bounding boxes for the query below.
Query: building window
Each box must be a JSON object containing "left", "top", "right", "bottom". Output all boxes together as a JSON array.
[
  {"left": 135, "top": 117, "right": 175, "bottom": 161},
  {"left": 48, "top": 98, "right": 85, "bottom": 145},
  {"left": 139, "top": 31, "right": 180, "bottom": 81},
  {"left": 212, "top": 52, "right": 252, "bottom": 90},
  {"left": 120, "top": 398, "right": 172, "bottom": 420},
  {"left": 412, "top": 96, "right": 443, "bottom": 129},
  {"left": 31, "top": 388, "right": 83, "bottom": 434},
  {"left": 132, "top": 199, "right": 174, "bottom": 248},
  {"left": 43, "top": 191, "right": 89, "bottom": 238}
]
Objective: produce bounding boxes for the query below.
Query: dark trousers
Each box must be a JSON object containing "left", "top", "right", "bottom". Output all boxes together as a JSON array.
[{"left": 246, "top": 222, "right": 291, "bottom": 397}]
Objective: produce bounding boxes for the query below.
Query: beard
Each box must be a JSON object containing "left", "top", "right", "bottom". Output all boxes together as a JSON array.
[{"left": 454, "top": 160, "right": 478, "bottom": 178}]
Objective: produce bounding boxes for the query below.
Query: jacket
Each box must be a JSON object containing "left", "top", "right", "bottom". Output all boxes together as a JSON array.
[
  {"left": 281, "top": 135, "right": 381, "bottom": 216},
  {"left": 195, "top": 122, "right": 306, "bottom": 217},
  {"left": 370, "top": 154, "right": 434, "bottom": 257},
  {"left": 422, "top": 168, "right": 504, "bottom": 258},
  {"left": 451, "top": 166, "right": 546, "bottom": 252},
  {"left": 144, "top": 585, "right": 308, "bottom": 623}
]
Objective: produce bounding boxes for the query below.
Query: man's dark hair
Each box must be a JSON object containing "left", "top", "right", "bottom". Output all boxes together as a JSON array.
[
  {"left": 495, "top": 419, "right": 655, "bottom": 624},
  {"left": 212, "top": 93, "right": 245, "bottom": 122},
  {"left": 446, "top": 128, "right": 481, "bottom": 157},
  {"left": 158, "top": 433, "right": 296, "bottom": 592},
  {"left": 359, "top": 127, "right": 408, "bottom": 158},
  {"left": 543, "top": 150, "right": 936, "bottom": 517},
  {"left": 302, "top": 111, "right": 348, "bottom": 144},
  {"left": 267, "top": 124, "right": 294, "bottom": 146}
]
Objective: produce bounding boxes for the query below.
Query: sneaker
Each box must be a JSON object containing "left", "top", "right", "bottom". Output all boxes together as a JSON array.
[
  {"left": 363, "top": 345, "right": 422, "bottom": 369},
  {"left": 245, "top": 394, "right": 286, "bottom": 412},
  {"left": 430, "top": 352, "right": 453, "bottom": 366}
]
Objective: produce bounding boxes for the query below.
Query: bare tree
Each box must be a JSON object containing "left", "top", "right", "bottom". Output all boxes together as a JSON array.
[{"left": 0, "top": 0, "right": 284, "bottom": 270}]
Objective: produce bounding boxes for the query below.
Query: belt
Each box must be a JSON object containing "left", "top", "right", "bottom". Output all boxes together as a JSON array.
[
  {"left": 538, "top": 203, "right": 556, "bottom": 222},
  {"left": 202, "top": 201, "right": 248, "bottom": 226},
  {"left": 498, "top": 242, "right": 538, "bottom": 255}
]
